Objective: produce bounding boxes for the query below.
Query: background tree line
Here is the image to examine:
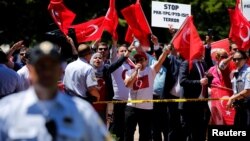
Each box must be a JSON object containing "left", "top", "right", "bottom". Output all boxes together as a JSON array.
[{"left": 0, "top": 0, "right": 236, "bottom": 47}]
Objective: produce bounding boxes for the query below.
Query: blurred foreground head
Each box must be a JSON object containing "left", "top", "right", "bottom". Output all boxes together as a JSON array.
[{"left": 29, "top": 41, "right": 61, "bottom": 92}]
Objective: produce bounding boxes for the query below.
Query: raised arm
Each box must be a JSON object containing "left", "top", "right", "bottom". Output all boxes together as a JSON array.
[
  {"left": 124, "top": 64, "right": 141, "bottom": 88},
  {"left": 108, "top": 46, "right": 133, "bottom": 73},
  {"left": 66, "top": 35, "right": 78, "bottom": 56},
  {"left": 153, "top": 46, "right": 171, "bottom": 73}
]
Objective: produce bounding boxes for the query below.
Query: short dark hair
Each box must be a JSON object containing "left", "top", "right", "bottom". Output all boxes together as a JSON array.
[
  {"left": 78, "top": 44, "right": 91, "bottom": 57},
  {"left": 97, "top": 42, "right": 108, "bottom": 49},
  {"left": 234, "top": 50, "right": 248, "bottom": 59},
  {"left": 117, "top": 44, "right": 128, "bottom": 50},
  {"left": 229, "top": 43, "right": 237, "bottom": 51}
]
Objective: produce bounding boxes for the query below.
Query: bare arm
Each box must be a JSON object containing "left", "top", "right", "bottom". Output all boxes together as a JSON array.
[
  {"left": 66, "top": 36, "right": 78, "bottom": 55},
  {"left": 7, "top": 40, "right": 24, "bottom": 59},
  {"left": 227, "top": 89, "right": 250, "bottom": 109},
  {"left": 153, "top": 47, "right": 170, "bottom": 73},
  {"left": 124, "top": 64, "right": 141, "bottom": 88},
  {"left": 219, "top": 55, "right": 233, "bottom": 70}
]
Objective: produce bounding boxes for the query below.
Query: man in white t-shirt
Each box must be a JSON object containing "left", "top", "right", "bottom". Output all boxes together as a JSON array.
[
  {"left": 124, "top": 48, "right": 169, "bottom": 141},
  {"left": 108, "top": 44, "right": 133, "bottom": 141},
  {"left": 17, "top": 49, "right": 31, "bottom": 90}
]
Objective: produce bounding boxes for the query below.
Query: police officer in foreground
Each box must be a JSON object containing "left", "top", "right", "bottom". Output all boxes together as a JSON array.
[
  {"left": 0, "top": 41, "right": 112, "bottom": 141},
  {"left": 227, "top": 50, "right": 250, "bottom": 133}
]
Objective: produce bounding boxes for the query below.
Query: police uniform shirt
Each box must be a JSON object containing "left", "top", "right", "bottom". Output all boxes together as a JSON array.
[
  {"left": 63, "top": 58, "right": 98, "bottom": 97},
  {"left": 232, "top": 64, "right": 250, "bottom": 94},
  {"left": 0, "top": 87, "right": 111, "bottom": 141},
  {"left": 0, "top": 64, "right": 23, "bottom": 96}
]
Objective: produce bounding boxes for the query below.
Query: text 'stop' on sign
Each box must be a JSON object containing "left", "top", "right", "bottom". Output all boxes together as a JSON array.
[
  {"left": 151, "top": 1, "right": 191, "bottom": 29},
  {"left": 241, "top": 0, "right": 250, "bottom": 22}
]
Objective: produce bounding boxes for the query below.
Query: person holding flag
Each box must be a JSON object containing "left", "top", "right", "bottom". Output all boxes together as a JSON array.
[
  {"left": 172, "top": 15, "right": 210, "bottom": 141},
  {"left": 124, "top": 39, "right": 170, "bottom": 141},
  {"left": 207, "top": 49, "right": 235, "bottom": 125}
]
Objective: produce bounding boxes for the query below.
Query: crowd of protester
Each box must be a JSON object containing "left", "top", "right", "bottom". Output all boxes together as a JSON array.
[{"left": 0, "top": 28, "right": 250, "bottom": 141}]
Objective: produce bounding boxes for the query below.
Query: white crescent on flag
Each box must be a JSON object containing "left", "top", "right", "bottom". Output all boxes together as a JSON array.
[
  {"left": 182, "top": 28, "right": 190, "bottom": 44},
  {"left": 51, "top": 9, "right": 62, "bottom": 26},
  {"left": 239, "top": 23, "right": 250, "bottom": 42},
  {"left": 220, "top": 95, "right": 232, "bottom": 116},
  {"left": 135, "top": 79, "right": 143, "bottom": 88},
  {"left": 83, "top": 24, "right": 99, "bottom": 37},
  {"left": 105, "top": 9, "right": 112, "bottom": 21}
]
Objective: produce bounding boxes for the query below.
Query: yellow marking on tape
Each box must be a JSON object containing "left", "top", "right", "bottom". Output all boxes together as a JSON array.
[{"left": 93, "top": 98, "right": 230, "bottom": 104}]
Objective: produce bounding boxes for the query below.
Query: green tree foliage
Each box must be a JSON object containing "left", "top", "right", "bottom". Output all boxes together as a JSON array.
[{"left": 0, "top": 0, "right": 237, "bottom": 45}]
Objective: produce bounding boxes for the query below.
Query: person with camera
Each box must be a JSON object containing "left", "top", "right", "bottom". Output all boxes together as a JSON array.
[{"left": 227, "top": 50, "right": 250, "bottom": 133}]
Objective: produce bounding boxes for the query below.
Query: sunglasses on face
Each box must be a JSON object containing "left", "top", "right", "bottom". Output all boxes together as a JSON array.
[
  {"left": 233, "top": 57, "right": 243, "bottom": 62},
  {"left": 98, "top": 48, "right": 108, "bottom": 51}
]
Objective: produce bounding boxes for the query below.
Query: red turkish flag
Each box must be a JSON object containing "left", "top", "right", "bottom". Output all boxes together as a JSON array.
[
  {"left": 121, "top": 0, "right": 152, "bottom": 47},
  {"left": 72, "top": 17, "right": 105, "bottom": 43},
  {"left": 103, "top": 0, "right": 119, "bottom": 40},
  {"left": 133, "top": 75, "right": 149, "bottom": 90},
  {"left": 209, "top": 85, "right": 235, "bottom": 125},
  {"left": 125, "top": 26, "right": 134, "bottom": 43},
  {"left": 172, "top": 16, "right": 204, "bottom": 69},
  {"left": 48, "top": 0, "right": 76, "bottom": 34},
  {"left": 210, "top": 38, "right": 230, "bottom": 60},
  {"left": 228, "top": 7, "right": 250, "bottom": 51}
]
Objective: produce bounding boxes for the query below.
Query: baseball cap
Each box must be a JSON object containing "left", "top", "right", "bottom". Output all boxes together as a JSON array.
[
  {"left": 30, "top": 41, "right": 60, "bottom": 65},
  {"left": 133, "top": 52, "right": 147, "bottom": 60}
]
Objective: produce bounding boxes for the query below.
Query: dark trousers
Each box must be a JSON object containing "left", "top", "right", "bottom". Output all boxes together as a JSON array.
[
  {"left": 234, "top": 106, "right": 250, "bottom": 130},
  {"left": 152, "top": 96, "right": 168, "bottom": 141},
  {"left": 109, "top": 100, "right": 126, "bottom": 141},
  {"left": 180, "top": 106, "right": 210, "bottom": 141},
  {"left": 124, "top": 106, "right": 153, "bottom": 141},
  {"left": 167, "top": 95, "right": 182, "bottom": 141}
]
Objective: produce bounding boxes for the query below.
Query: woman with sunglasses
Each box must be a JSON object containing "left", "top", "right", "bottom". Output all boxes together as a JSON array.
[
  {"left": 207, "top": 49, "right": 233, "bottom": 125},
  {"left": 227, "top": 50, "right": 250, "bottom": 133}
]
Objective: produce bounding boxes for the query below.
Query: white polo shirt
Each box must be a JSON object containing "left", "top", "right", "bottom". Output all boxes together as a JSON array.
[
  {"left": 0, "top": 87, "right": 111, "bottom": 141},
  {"left": 126, "top": 66, "right": 156, "bottom": 110},
  {"left": 63, "top": 58, "right": 98, "bottom": 97}
]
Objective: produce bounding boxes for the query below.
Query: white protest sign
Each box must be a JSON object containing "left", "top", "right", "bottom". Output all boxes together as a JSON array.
[
  {"left": 241, "top": 0, "right": 250, "bottom": 21},
  {"left": 151, "top": 1, "right": 191, "bottom": 29}
]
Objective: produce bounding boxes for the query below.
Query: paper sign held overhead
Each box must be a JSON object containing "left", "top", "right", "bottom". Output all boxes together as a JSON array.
[
  {"left": 241, "top": 0, "right": 250, "bottom": 21},
  {"left": 151, "top": 1, "right": 191, "bottom": 29}
]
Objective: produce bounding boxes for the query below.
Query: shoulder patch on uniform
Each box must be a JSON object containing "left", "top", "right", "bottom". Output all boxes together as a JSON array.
[{"left": 246, "top": 73, "right": 250, "bottom": 82}]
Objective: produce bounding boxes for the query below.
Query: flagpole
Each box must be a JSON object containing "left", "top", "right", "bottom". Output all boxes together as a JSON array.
[{"left": 170, "top": 15, "right": 191, "bottom": 44}]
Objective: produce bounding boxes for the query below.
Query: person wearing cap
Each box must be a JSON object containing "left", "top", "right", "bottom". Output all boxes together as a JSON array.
[
  {"left": 0, "top": 50, "right": 23, "bottom": 98},
  {"left": 0, "top": 41, "right": 112, "bottom": 141},
  {"left": 63, "top": 44, "right": 100, "bottom": 102},
  {"left": 123, "top": 46, "right": 170, "bottom": 141}
]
